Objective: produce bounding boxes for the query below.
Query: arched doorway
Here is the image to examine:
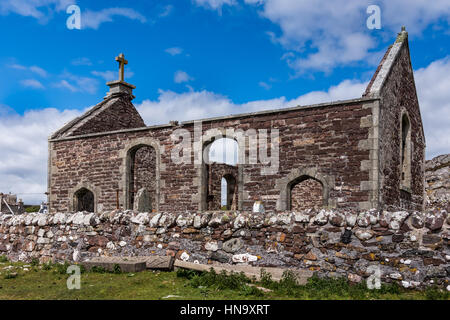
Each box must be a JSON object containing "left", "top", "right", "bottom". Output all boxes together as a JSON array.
[
  {"left": 127, "top": 144, "right": 157, "bottom": 211},
  {"left": 73, "top": 188, "right": 95, "bottom": 212}
]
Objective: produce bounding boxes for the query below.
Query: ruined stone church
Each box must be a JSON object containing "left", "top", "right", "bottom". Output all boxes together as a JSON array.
[{"left": 48, "top": 28, "right": 425, "bottom": 214}]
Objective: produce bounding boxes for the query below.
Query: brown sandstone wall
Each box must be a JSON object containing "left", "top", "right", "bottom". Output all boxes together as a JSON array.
[
  {"left": 49, "top": 101, "right": 373, "bottom": 213},
  {"left": 378, "top": 42, "right": 425, "bottom": 211}
]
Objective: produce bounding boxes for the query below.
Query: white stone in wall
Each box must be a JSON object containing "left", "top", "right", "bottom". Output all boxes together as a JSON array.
[
  {"left": 24, "top": 213, "right": 35, "bottom": 226},
  {"left": 131, "top": 212, "right": 149, "bottom": 225},
  {"left": 149, "top": 213, "right": 161, "bottom": 228},
  {"left": 176, "top": 214, "right": 193, "bottom": 227},
  {"left": 253, "top": 201, "right": 265, "bottom": 213},
  {"left": 205, "top": 241, "right": 219, "bottom": 251},
  {"left": 38, "top": 229, "right": 45, "bottom": 237},
  {"left": 73, "top": 249, "right": 80, "bottom": 262},
  {"left": 276, "top": 212, "right": 292, "bottom": 225},
  {"left": 37, "top": 215, "right": 47, "bottom": 227},
  {"left": 313, "top": 209, "right": 329, "bottom": 225},
  {"left": 233, "top": 214, "right": 248, "bottom": 229},
  {"left": 106, "top": 242, "right": 115, "bottom": 250},
  {"left": 293, "top": 211, "right": 310, "bottom": 223},
  {"left": 232, "top": 253, "right": 258, "bottom": 263},
  {"left": 180, "top": 252, "right": 190, "bottom": 261},
  {"left": 389, "top": 211, "right": 410, "bottom": 230},
  {"left": 52, "top": 213, "right": 67, "bottom": 224},
  {"left": 71, "top": 212, "right": 85, "bottom": 225},
  {"left": 354, "top": 229, "right": 374, "bottom": 241}
]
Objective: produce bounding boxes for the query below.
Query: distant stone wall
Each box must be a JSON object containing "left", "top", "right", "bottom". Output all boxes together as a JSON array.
[
  {"left": 425, "top": 154, "right": 450, "bottom": 209},
  {"left": 1, "top": 209, "right": 448, "bottom": 289}
]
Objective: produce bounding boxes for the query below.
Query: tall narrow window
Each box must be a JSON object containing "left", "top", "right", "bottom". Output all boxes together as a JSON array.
[
  {"left": 221, "top": 174, "right": 236, "bottom": 210},
  {"left": 401, "top": 114, "right": 411, "bottom": 190}
]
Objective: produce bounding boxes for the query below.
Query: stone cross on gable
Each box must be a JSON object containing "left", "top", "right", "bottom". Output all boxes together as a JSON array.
[{"left": 115, "top": 53, "right": 128, "bottom": 82}]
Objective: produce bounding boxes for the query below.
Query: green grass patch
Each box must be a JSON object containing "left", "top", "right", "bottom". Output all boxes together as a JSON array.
[{"left": 0, "top": 261, "right": 448, "bottom": 300}]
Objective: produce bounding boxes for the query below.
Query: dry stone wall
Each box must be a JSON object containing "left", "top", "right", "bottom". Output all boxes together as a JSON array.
[{"left": 1, "top": 209, "right": 448, "bottom": 289}]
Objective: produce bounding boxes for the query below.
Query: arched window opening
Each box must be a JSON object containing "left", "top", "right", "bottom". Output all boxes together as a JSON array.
[
  {"left": 202, "top": 137, "right": 239, "bottom": 211},
  {"left": 401, "top": 114, "right": 412, "bottom": 190},
  {"left": 128, "top": 145, "right": 156, "bottom": 211},
  {"left": 208, "top": 137, "right": 238, "bottom": 165},
  {"left": 74, "top": 188, "right": 94, "bottom": 212},
  {"left": 289, "top": 176, "right": 324, "bottom": 211}
]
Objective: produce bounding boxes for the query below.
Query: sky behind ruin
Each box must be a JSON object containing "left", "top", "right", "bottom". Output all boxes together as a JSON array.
[{"left": 0, "top": 0, "right": 449, "bottom": 204}]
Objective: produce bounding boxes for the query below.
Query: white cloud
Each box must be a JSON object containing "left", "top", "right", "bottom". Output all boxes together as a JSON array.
[
  {"left": 0, "top": 0, "right": 72, "bottom": 22},
  {"left": 91, "top": 70, "right": 116, "bottom": 82},
  {"left": 20, "top": 79, "right": 45, "bottom": 89},
  {"left": 136, "top": 78, "right": 367, "bottom": 125},
  {"left": 174, "top": 70, "right": 194, "bottom": 83},
  {"left": 11, "top": 63, "right": 27, "bottom": 70},
  {"left": 159, "top": 5, "right": 174, "bottom": 17},
  {"left": 53, "top": 79, "right": 77, "bottom": 92},
  {"left": 258, "top": 81, "right": 271, "bottom": 90},
  {"left": 71, "top": 57, "right": 93, "bottom": 66},
  {"left": 0, "top": 106, "right": 81, "bottom": 204},
  {"left": 53, "top": 73, "right": 98, "bottom": 94},
  {"left": 0, "top": 1, "right": 147, "bottom": 29},
  {"left": 415, "top": 56, "right": 450, "bottom": 159},
  {"left": 193, "top": 0, "right": 237, "bottom": 12},
  {"left": 29, "top": 65, "right": 48, "bottom": 77},
  {"left": 91, "top": 70, "right": 134, "bottom": 82},
  {"left": 165, "top": 47, "right": 184, "bottom": 56},
  {"left": 82, "top": 7, "right": 147, "bottom": 29},
  {"left": 10, "top": 64, "right": 48, "bottom": 77},
  {"left": 195, "top": 0, "right": 450, "bottom": 73}
]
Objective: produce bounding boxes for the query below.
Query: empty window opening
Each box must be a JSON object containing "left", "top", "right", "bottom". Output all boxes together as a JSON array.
[
  {"left": 74, "top": 188, "right": 94, "bottom": 212},
  {"left": 401, "top": 114, "right": 411, "bottom": 190},
  {"left": 221, "top": 174, "right": 237, "bottom": 210},
  {"left": 207, "top": 137, "right": 238, "bottom": 165},
  {"left": 203, "top": 137, "right": 239, "bottom": 211},
  {"left": 289, "top": 177, "right": 324, "bottom": 211},
  {"left": 128, "top": 145, "right": 156, "bottom": 210}
]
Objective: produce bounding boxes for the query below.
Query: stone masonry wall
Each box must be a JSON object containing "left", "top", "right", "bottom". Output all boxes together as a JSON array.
[
  {"left": 1, "top": 209, "right": 448, "bottom": 289},
  {"left": 49, "top": 100, "right": 374, "bottom": 213},
  {"left": 378, "top": 41, "right": 425, "bottom": 211}
]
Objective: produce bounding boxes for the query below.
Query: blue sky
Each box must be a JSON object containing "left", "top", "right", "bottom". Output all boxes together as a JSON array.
[{"left": 0, "top": 0, "right": 449, "bottom": 204}]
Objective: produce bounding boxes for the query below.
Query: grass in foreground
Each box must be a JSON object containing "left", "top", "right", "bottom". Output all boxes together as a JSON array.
[{"left": 0, "top": 258, "right": 448, "bottom": 300}]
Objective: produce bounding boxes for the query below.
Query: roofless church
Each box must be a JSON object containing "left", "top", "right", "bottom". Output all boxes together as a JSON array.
[{"left": 48, "top": 28, "right": 425, "bottom": 214}]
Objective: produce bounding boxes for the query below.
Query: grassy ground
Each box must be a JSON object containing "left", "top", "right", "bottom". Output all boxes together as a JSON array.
[{"left": 0, "top": 258, "right": 448, "bottom": 300}]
